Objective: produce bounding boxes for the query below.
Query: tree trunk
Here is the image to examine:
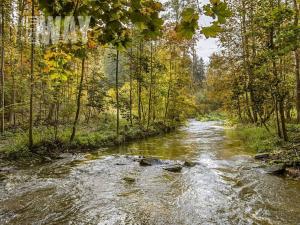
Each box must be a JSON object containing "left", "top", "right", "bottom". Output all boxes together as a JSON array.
[
  {"left": 138, "top": 42, "right": 142, "bottom": 123},
  {"left": 70, "top": 57, "right": 85, "bottom": 143},
  {"left": 296, "top": 49, "right": 300, "bottom": 123},
  {"left": 294, "top": 0, "right": 300, "bottom": 122},
  {"left": 115, "top": 50, "right": 119, "bottom": 137},
  {"left": 147, "top": 42, "right": 153, "bottom": 129},
  {"left": 0, "top": 2, "right": 5, "bottom": 133},
  {"left": 279, "top": 99, "right": 288, "bottom": 141},
  {"left": 164, "top": 57, "right": 172, "bottom": 122},
  {"left": 129, "top": 48, "right": 133, "bottom": 125},
  {"left": 29, "top": 0, "right": 34, "bottom": 148},
  {"left": 241, "top": 0, "right": 257, "bottom": 124},
  {"left": 275, "top": 98, "right": 282, "bottom": 138},
  {"left": 9, "top": 24, "right": 16, "bottom": 126}
]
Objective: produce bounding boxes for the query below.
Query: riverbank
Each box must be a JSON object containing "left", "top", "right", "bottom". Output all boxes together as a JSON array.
[
  {"left": 0, "top": 122, "right": 176, "bottom": 163},
  {"left": 232, "top": 123, "right": 300, "bottom": 177}
]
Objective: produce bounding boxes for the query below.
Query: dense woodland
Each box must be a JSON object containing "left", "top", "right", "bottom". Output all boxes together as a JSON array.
[
  {"left": 202, "top": 0, "right": 299, "bottom": 143},
  {"left": 0, "top": 0, "right": 299, "bottom": 155},
  {"left": 0, "top": 0, "right": 226, "bottom": 153}
]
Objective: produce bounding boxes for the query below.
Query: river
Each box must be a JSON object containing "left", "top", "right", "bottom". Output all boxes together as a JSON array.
[{"left": 0, "top": 120, "right": 300, "bottom": 225}]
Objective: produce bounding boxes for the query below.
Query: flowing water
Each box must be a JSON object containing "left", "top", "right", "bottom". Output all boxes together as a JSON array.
[{"left": 0, "top": 120, "right": 300, "bottom": 225}]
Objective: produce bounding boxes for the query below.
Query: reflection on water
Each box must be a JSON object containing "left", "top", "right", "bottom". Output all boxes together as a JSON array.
[{"left": 0, "top": 120, "right": 300, "bottom": 225}]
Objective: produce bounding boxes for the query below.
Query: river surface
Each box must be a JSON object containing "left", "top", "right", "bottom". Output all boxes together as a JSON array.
[{"left": 0, "top": 120, "right": 300, "bottom": 225}]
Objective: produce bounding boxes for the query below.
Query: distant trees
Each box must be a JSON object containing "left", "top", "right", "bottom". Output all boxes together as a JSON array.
[{"left": 203, "top": 0, "right": 300, "bottom": 141}]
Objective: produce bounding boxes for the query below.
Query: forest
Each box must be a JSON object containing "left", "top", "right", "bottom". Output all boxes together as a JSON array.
[
  {"left": 0, "top": 0, "right": 300, "bottom": 224},
  {"left": 0, "top": 0, "right": 221, "bottom": 156}
]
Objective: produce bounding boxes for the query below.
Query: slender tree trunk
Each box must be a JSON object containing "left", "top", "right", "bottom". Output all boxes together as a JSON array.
[
  {"left": 129, "top": 48, "right": 133, "bottom": 125},
  {"left": 54, "top": 99, "right": 60, "bottom": 140},
  {"left": 245, "top": 91, "right": 254, "bottom": 123},
  {"left": 138, "top": 42, "right": 142, "bottom": 123},
  {"left": 9, "top": 25, "right": 15, "bottom": 126},
  {"left": 115, "top": 50, "right": 119, "bottom": 137},
  {"left": 241, "top": 0, "right": 257, "bottom": 123},
  {"left": 147, "top": 42, "right": 153, "bottom": 129},
  {"left": 237, "top": 96, "right": 242, "bottom": 121},
  {"left": 294, "top": 0, "right": 300, "bottom": 122},
  {"left": 164, "top": 58, "right": 172, "bottom": 122},
  {"left": 0, "top": 2, "right": 5, "bottom": 134},
  {"left": 275, "top": 98, "right": 282, "bottom": 138},
  {"left": 70, "top": 57, "right": 85, "bottom": 143},
  {"left": 296, "top": 49, "right": 300, "bottom": 122},
  {"left": 29, "top": 0, "right": 35, "bottom": 148},
  {"left": 279, "top": 99, "right": 288, "bottom": 141}
]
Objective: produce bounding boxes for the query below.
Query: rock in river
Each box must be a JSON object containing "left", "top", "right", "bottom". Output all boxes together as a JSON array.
[
  {"left": 183, "top": 161, "right": 198, "bottom": 167},
  {"left": 123, "top": 177, "right": 136, "bottom": 183},
  {"left": 254, "top": 153, "right": 270, "bottom": 160},
  {"left": 163, "top": 164, "right": 183, "bottom": 173},
  {"left": 265, "top": 163, "right": 286, "bottom": 175},
  {"left": 139, "top": 157, "right": 162, "bottom": 166}
]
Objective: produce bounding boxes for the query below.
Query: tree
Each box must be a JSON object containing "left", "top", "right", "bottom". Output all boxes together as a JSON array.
[{"left": 29, "top": 0, "right": 35, "bottom": 148}]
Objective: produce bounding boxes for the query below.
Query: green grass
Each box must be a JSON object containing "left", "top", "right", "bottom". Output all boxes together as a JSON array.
[
  {"left": 235, "top": 124, "right": 282, "bottom": 153},
  {"left": 0, "top": 117, "right": 173, "bottom": 160}
]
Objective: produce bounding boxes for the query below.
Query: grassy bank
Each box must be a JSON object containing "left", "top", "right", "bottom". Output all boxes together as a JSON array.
[
  {"left": 234, "top": 123, "right": 300, "bottom": 172},
  {"left": 0, "top": 119, "right": 176, "bottom": 162}
]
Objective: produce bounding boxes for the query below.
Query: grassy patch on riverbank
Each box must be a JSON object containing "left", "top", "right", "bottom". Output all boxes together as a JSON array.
[
  {"left": 235, "top": 125, "right": 281, "bottom": 153},
  {"left": 0, "top": 119, "right": 175, "bottom": 161},
  {"left": 235, "top": 123, "right": 300, "bottom": 174},
  {"left": 235, "top": 123, "right": 300, "bottom": 152}
]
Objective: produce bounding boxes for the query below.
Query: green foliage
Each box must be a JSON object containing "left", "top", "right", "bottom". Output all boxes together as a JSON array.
[
  {"left": 235, "top": 125, "right": 281, "bottom": 152},
  {"left": 196, "top": 112, "right": 225, "bottom": 122},
  {"left": 201, "top": 22, "right": 223, "bottom": 38},
  {"left": 176, "top": 8, "right": 199, "bottom": 39},
  {"left": 201, "top": 0, "right": 232, "bottom": 38}
]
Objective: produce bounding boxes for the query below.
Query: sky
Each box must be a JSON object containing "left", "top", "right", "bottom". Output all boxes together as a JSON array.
[
  {"left": 197, "top": 26, "right": 219, "bottom": 63},
  {"left": 160, "top": 0, "right": 221, "bottom": 63},
  {"left": 196, "top": 0, "right": 220, "bottom": 63}
]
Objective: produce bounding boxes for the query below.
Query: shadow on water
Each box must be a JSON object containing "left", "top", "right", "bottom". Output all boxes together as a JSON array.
[{"left": 0, "top": 120, "right": 300, "bottom": 225}]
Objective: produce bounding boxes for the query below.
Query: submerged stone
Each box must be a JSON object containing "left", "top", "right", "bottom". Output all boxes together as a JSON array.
[
  {"left": 123, "top": 177, "right": 136, "bottom": 183},
  {"left": 163, "top": 164, "right": 183, "bottom": 173},
  {"left": 183, "top": 161, "right": 198, "bottom": 167}
]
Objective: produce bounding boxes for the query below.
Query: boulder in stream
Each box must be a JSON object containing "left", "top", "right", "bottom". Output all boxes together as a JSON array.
[
  {"left": 183, "top": 161, "right": 198, "bottom": 167},
  {"left": 254, "top": 153, "right": 270, "bottom": 160},
  {"left": 139, "top": 157, "right": 162, "bottom": 166},
  {"left": 163, "top": 164, "right": 183, "bottom": 173},
  {"left": 265, "top": 163, "right": 286, "bottom": 175}
]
